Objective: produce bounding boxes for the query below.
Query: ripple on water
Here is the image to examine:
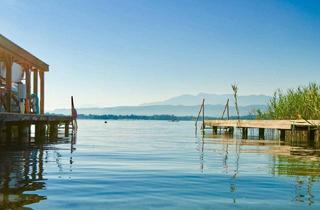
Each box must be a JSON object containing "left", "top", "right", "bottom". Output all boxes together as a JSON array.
[{"left": 0, "top": 120, "right": 320, "bottom": 209}]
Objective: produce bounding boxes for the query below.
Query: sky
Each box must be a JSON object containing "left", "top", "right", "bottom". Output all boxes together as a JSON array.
[{"left": 0, "top": 0, "right": 319, "bottom": 110}]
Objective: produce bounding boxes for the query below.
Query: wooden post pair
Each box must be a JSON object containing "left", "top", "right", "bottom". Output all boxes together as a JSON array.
[{"left": 25, "top": 67, "right": 45, "bottom": 114}]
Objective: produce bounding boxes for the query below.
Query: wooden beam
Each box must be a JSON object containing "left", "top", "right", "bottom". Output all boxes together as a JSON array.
[
  {"left": 4, "top": 55, "right": 13, "bottom": 112},
  {"left": 0, "top": 34, "right": 49, "bottom": 71},
  {"left": 39, "top": 71, "right": 44, "bottom": 114},
  {"left": 0, "top": 112, "right": 72, "bottom": 123},
  {"left": 33, "top": 69, "right": 38, "bottom": 96},
  {"left": 25, "top": 67, "right": 31, "bottom": 113}
]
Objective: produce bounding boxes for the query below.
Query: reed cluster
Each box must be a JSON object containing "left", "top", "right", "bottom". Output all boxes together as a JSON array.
[{"left": 256, "top": 83, "right": 320, "bottom": 120}]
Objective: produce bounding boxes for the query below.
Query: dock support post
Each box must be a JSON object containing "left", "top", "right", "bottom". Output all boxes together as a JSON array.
[
  {"left": 212, "top": 126, "right": 218, "bottom": 135},
  {"left": 6, "top": 125, "right": 12, "bottom": 141},
  {"left": 48, "top": 123, "right": 58, "bottom": 139},
  {"left": 0, "top": 122, "right": 4, "bottom": 141},
  {"left": 291, "top": 124, "right": 296, "bottom": 142},
  {"left": 35, "top": 123, "right": 46, "bottom": 142},
  {"left": 65, "top": 121, "right": 70, "bottom": 137},
  {"left": 229, "top": 127, "right": 234, "bottom": 136},
  {"left": 18, "top": 123, "right": 30, "bottom": 142},
  {"left": 316, "top": 129, "right": 320, "bottom": 147},
  {"left": 259, "top": 128, "right": 265, "bottom": 140},
  {"left": 280, "top": 130, "right": 286, "bottom": 141},
  {"left": 202, "top": 99, "right": 205, "bottom": 136},
  {"left": 308, "top": 127, "right": 316, "bottom": 144},
  {"left": 242, "top": 128, "right": 248, "bottom": 139}
]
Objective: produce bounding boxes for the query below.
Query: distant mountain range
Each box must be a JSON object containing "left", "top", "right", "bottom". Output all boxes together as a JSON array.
[
  {"left": 51, "top": 93, "right": 270, "bottom": 117},
  {"left": 142, "top": 93, "right": 271, "bottom": 106}
]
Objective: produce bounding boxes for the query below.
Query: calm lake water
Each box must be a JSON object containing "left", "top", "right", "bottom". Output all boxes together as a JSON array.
[{"left": 1, "top": 120, "right": 320, "bottom": 209}]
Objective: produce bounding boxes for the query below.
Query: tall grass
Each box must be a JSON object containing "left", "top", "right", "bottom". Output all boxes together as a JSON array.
[{"left": 256, "top": 83, "right": 320, "bottom": 120}]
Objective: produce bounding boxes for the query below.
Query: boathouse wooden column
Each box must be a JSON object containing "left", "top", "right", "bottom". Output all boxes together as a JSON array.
[
  {"left": 39, "top": 71, "right": 44, "bottom": 114},
  {"left": 25, "top": 66, "right": 31, "bottom": 113},
  {"left": 4, "top": 55, "right": 13, "bottom": 112},
  {"left": 33, "top": 68, "right": 38, "bottom": 96}
]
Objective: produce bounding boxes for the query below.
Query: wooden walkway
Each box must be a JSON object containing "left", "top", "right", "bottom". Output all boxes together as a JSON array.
[
  {"left": 204, "top": 120, "right": 320, "bottom": 130},
  {"left": 202, "top": 120, "right": 320, "bottom": 142}
]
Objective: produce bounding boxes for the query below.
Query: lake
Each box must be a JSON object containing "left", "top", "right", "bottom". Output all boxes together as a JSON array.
[{"left": 1, "top": 120, "right": 320, "bottom": 209}]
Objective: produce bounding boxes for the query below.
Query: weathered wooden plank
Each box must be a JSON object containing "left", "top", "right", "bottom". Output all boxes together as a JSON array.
[{"left": 0, "top": 112, "right": 72, "bottom": 123}]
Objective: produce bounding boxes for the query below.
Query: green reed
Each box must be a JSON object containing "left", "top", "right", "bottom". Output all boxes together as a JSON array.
[{"left": 256, "top": 83, "right": 320, "bottom": 120}]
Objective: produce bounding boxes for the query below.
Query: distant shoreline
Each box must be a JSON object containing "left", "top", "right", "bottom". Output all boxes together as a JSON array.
[{"left": 77, "top": 114, "right": 256, "bottom": 121}]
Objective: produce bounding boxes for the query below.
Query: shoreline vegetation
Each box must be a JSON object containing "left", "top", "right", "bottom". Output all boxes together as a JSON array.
[{"left": 256, "top": 83, "right": 320, "bottom": 120}]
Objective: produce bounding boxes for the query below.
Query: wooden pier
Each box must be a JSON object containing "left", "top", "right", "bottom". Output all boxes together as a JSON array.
[
  {"left": 203, "top": 120, "right": 320, "bottom": 142},
  {"left": 0, "top": 112, "right": 73, "bottom": 141}
]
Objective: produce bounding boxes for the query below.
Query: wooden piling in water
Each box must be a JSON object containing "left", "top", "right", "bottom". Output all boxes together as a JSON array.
[
  {"left": 280, "top": 129, "right": 286, "bottom": 141},
  {"left": 316, "top": 129, "right": 320, "bottom": 147},
  {"left": 242, "top": 128, "right": 248, "bottom": 139},
  {"left": 18, "top": 123, "right": 30, "bottom": 141},
  {"left": 35, "top": 123, "right": 46, "bottom": 141},
  {"left": 259, "top": 128, "right": 265, "bottom": 140},
  {"left": 6, "top": 125, "right": 12, "bottom": 141},
  {"left": 0, "top": 123, "right": 4, "bottom": 140},
  {"left": 229, "top": 127, "right": 234, "bottom": 136},
  {"left": 308, "top": 127, "right": 316, "bottom": 144},
  {"left": 202, "top": 100, "right": 205, "bottom": 136},
  {"left": 65, "top": 122, "right": 70, "bottom": 137},
  {"left": 48, "top": 123, "right": 58, "bottom": 139},
  {"left": 212, "top": 126, "right": 218, "bottom": 135}
]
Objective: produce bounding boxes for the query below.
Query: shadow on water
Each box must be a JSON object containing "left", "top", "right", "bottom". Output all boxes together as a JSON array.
[
  {"left": 0, "top": 135, "right": 76, "bottom": 209},
  {"left": 199, "top": 129, "right": 320, "bottom": 206}
]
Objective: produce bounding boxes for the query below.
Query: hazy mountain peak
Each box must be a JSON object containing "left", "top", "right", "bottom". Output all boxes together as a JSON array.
[{"left": 141, "top": 93, "right": 271, "bottom": 106}]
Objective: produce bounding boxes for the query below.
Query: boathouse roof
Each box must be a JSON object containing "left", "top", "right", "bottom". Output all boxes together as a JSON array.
[{"left": 0, "top": 34, "right": 49, "bottom": 71}]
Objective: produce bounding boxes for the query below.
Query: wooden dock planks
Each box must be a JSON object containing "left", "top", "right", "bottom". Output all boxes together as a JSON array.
[
  {"left": 0, "top": 112, "right": 72, "bottom": 123},
  {"left": 204, "top": 120, "right": 320, "bottom": 130}
]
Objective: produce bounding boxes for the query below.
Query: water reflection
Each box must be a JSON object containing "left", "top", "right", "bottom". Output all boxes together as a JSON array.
[
  {"left": 200, "top": 132, "right": 320, "bottom": 206},
  {"left": 0, "top": 136, "right": 75, "bottom": 209}
]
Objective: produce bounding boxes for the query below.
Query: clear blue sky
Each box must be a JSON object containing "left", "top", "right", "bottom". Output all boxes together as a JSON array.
[{"left": 1, "top": 0, "right": 319, "bottom": 110}]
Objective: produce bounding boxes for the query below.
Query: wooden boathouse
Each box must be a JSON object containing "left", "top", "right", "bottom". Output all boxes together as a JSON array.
[{"left": 0, "top": 34, "right": 73, "bottom": 140}]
